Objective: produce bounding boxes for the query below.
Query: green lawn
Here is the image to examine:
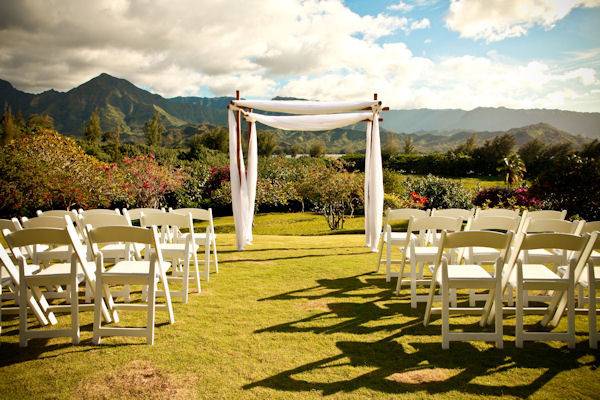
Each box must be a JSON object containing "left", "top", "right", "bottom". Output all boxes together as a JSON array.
[{"left": 1, "top": 215, "right": 599, "bottom": 399}]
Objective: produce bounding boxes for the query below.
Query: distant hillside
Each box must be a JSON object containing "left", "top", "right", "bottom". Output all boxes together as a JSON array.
[
  {"left": 382, "top": 107, "right": 600, "bottom": 139},
  {"left": 1, "top": 73, "right": 599, "bottom": 144}
]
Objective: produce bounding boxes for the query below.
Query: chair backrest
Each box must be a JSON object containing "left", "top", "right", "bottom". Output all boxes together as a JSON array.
[
  {"left": 468, "top": 215, "right": 520, "bottom": 232},
  {"left": 406, "top": 216, "right": 462, "bottom": 247},
  {"left": 141, "top": 212, "right": 192, "bottom": 230},
  {"left": 386, "top": 208, "right": 430, "bottom": 224},
  {"left": 169, "top": 207, "right": 212, "bottom": 221},
  {"left": 5, "top": 228, "right": 71, "bottom": 251},
  {"left": 21, "top": 216, "right": 69, "bottom": 229},
  {"left": 36, "top": 209, "right": 77, "bottom": 218},
  {"left": 122, "top": 208, "right": 165, "bottom": 222},
  {"left": 436, "top": 230, "right": 514, "bottom": 267},
  {"left": 518, "top": 232, "right": 588, "bottom": 252},
  {"left": 0, "top": 219, "right": 17, "bottom": 232},
  {"left": 475, "top": 208, "right": 520, "bottom": 219},
  {"left": 64, "top": 216, "right": 95, "bottom": 276},
  {"left": 521, "top": 218, "right": 584, "bottom": 235},
  {"left": 0, "top": 242, "right": 20, "bottom": 284},
  {"left": 81, "top": 213, "right": 130, "bottom": 228},
  {"left": 431, "top": 208, "right": 474, "bottom": 222},
  {"left": 79, "top": 208, "right": 121, "bottom": 216},
  {"left": 582, "top": 221, "right": 600, "bottom": 234},
  {"left": 522, "top": 209, "right": 567, "bottom": 221},
  {"left": 87, "top": 225, "right": 163, "bottom": 263}
]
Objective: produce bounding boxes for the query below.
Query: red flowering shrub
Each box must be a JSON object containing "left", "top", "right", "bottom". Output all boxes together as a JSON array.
[
  {"left": 409, "top": 191, "right": 428, "bottom": 207},
  {"left": 0, "top": 129, "right": 122, "bottom": 216},
  {"left": 120, "top": 154, "right": 186, "bottom": 208},
  {"left": 473, "top": 186, "right": 540, "bottom": 209}
]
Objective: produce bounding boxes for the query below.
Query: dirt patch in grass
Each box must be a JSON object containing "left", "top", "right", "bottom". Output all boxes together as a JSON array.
[
  {"left": 387, "top": 368, "right": 462, "bottom": 384},
  {"left": 74, "top": 360, "right": 196, "bottom": 400}
]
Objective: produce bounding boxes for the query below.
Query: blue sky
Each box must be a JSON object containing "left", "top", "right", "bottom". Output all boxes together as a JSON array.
[{"left": 0, "top": 0, "right": 599, "bottom": 111}]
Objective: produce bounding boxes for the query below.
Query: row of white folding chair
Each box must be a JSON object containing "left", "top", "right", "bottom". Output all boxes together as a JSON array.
[
  {"left": 422, "top": 229, "right": 598, "bottom": 349},
  {"left": 2, "top": 218, "right": 172, "bottom": 346}
]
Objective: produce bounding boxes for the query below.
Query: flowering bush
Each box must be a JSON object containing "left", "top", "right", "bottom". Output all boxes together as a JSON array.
[
  {"left": 0, "top": 129, "right": 121, "bottom": 216},
  {"left": 473, "top": 186, "right": 540, "bottom": 209},
  {"left": 405, "top": 174, "right": 471, "bottom": 209},
  {"left": 120, "top": 154, "right": 186, "bottom": 208}
]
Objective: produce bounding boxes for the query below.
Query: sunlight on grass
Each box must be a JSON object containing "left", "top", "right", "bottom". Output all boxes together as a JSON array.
[{"left": 1, "top": 233, "right": 599, "bottom": 399}]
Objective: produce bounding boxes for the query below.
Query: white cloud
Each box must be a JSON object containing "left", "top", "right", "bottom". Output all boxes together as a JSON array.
[
  {"left": 446, "top": 0, "right": 600, "bottom": 42},
  {"left": 388, "top": 1, "right": 413, "bottom": 12},
  {"left": 0, "top": 0, "right": 597, "bottom": 112},
  {"left": 410, "top": 18, "right": 431, "bottom": 31}
]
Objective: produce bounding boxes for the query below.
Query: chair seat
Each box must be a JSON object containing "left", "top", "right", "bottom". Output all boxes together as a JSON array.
[
  {"left": 471, "top": 247, "right": 501, "bottom": 256},
  {"left": 27, "top": 262, "right": 85, "bottom": 284},
  {"left": 507, "top": 264, "right": 564, "bottom": 287},
  {"left": 408, "top": 246, "right": 439, "bottom": 256},
  {"left": 36, "top": 245, "right": 71, "bottom": 260},
  {"left": 433, "top": 264, "right": 493, "bottom": 284},
  {"left": 160, "top": 244, "right": 190, "bottom": 255},
  {"left": 526, "top": 248, "right": 559, "bottom": 257},
  {"left": 1, "top": 264, "right": 40, "bottom": 282},
  {"left": 559, "top": 265, "right": 600, "bottom": 287},
  {"left": 105, "top": 260, "right": 171, "bottom": 276}
]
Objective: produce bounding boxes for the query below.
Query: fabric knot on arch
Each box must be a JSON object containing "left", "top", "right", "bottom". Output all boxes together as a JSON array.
[{"left": 227, "top": 97, "right": 384, "bottom": 252}]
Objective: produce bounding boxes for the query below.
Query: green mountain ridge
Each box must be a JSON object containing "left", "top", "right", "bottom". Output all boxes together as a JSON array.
[{"left": 0, "top": 73, "right": 598, "bottom": 151}]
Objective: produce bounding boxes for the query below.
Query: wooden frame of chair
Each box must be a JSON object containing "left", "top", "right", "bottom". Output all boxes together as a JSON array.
[
  {"left": 0, "top": 242, "right": 49, "bottom": 326},
  {"left": 36, "top": 209, "right": 78, "bottom": 218},
  {"left": 506, "top": 233, "right": 591, "bottom": 348},
  {"left": 5, "top": 228, "right": 82, "bottom": 347},
  {"left": 474, "top": 208, "right": 520, "bottom": 219},
  {"left": 20, "top": 216, "right": 72, "bottom": 266},
  {"left": 395, "top": 215, "right": 463, "bottom": 308},
  {"left": 78, "top": 208, "right": 121, "bottom": 216},
  {"left": 88, "top": 225, "right": 174, "bottom": 345},
  {"left": 546, "top": 232, "right": 600, "bottom": 348},
  {"left": 169, "top": 207, "right": 219, "bottom": 280},
  {"left": 376, "top": 208, "right": 430, "bottom": 283},
  {"left": 423, "top": 230, "right": 513, "bottom": 349},
  {"left": 141, "top": 212, "right": 202, "bottom": 303},
  {"left": 428, "top": 208, "right": 474, "bottom": 246}
]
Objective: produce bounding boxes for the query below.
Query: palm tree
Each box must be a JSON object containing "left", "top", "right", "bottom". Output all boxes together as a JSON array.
[{"left": 497, "top": 152, "right": 526, "bottom": 188}]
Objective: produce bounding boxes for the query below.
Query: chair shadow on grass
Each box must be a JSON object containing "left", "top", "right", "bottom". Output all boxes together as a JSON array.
[
  {"left": 244, "top": 334, "right": 599, "bottom": 398},
  {"left": 248, "top": 272, "right": 600, "bottom": 397}
]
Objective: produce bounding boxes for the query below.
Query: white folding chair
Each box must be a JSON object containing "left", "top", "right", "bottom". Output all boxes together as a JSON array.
[
  {"left": 0, "top": 242, "right": 49, "bottom": 327},
  {"left": 376, "top": 208, "right": 430, "bottom": 282},
  {"left": 518, "top": 209, "right": 567, "bottom": 232},
  {"left": 169, "top": 207, "right": 218, "bottom": 280},
  {"left": 395, "top": 216, "right": 463, "bottom": 308},
  {"left": 142, "top": 212, "right": 203, "bottom": 303},
  {"left": 474, "top": 208, "right": 520, "bottom": 219},
  {"left": 36, "top": 209, "right": 78, "bottom": 218},
  {"left": 122, "top": 208, "right": 165, "bottom": 224},
  {"left": 88, "top": 225, "right": 174, "bottom": 345},
  {"left": 20, "top": 216, "right": 72, "bottom": 266},
  {"left": 5, "top": 228, "right": 83, "bottom": 347},
  {"left": 504, "top": 233, "right": 592, "bottom": 348},
  {"left": 78, "top": 208, "right": 121, "bottom": 216},
  {"left": 424, "top": 230, "right": 513, "bottom": 349}
]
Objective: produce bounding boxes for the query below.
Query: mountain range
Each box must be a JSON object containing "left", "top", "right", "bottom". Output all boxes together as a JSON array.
[{"left": 1, "top": 73, "right": 599, "bottom": 149}]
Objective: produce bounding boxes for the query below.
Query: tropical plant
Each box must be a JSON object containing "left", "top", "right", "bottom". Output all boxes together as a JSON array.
[
  {"left": 497, "top": 152, "right": 526, "bottom": 188},
  {"left": 404, "top": 174, "right": 471, "bottom": 209}
]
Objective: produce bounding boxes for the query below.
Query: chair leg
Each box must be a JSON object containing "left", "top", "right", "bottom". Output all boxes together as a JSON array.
[
  {"left": 385, "top": 239, "right": 392, "bottom": 283},
  {"left": 19, "top": 281, "right": 28, "bottom": 348},
  {"left": 71, "top": 275, "right": 80, "bottom": 345},
  {"left": 450, "top": 289, "right": 457, "bottom": 308},
  {"left": 516, "top": 276, "right": 524, "bottom": 348},
  {"left": 146, "top": 278, "right": 156, "bottom": 345},
  {"left": 193, "top": 249, "right": 201, "bottom": 294},
  {"left": 375, "top": 234, "right": 384, "bottom": 273},
  {"left": 567, "top": 278, "right": 576, "bottom": 349},
  {"left": 204, "top": 241, "right": 210, "bottom": 281},
  {"left": 93, "top": 274, "right": 103, "bottom": 345},
  {"left": 442, "top": 282, "right": 449, "bottom": 350},
  {"left": 182, "top": 253, "right": 190, "bottom": 304},
  {"left": 396, "top": 256, "right": 407, "bottom": 295},
  {"left": 494, "top": 285, "right": 503, "bottom": 349},
  {"left": 469, "top": 289, "right": 476, "bottom": 307},
  {"left": 410, "top": 259, "right": 418, "bottom": 309},
  {"left": 590, "top": 282, "right": 597, "bottom": 349},
  {"left": 159, "top": 270, "right": 175, "bottom": 325},
  {"left": 212, "top": 236, "right": 219, "bottom": 273},
  {"left": 578, "top": 286, "right": 584, "bottom": 308}
]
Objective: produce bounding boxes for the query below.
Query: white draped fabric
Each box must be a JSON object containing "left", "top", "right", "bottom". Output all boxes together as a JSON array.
[
  {"left": 245, "top": 111, "right": 372, "bottom": 131},
  {"left": 232, "top": 99, "right": 379, "bottom": 115},
  {"left": 228, "top": 101, "right": 384, "bottom": 252}
]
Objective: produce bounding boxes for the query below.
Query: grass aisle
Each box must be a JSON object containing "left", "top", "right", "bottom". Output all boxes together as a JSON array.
[{"left": 1, "top": 230, "right": 599, "bottom": 399}]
